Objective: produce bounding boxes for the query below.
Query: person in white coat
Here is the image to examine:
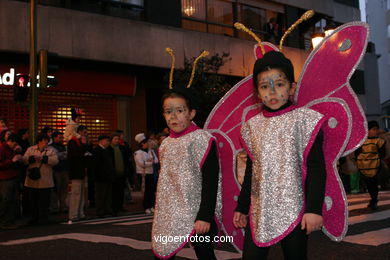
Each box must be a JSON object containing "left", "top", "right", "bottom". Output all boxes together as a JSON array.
[
  {"left": 23, "top": 134, "right": 58, "bottom": 225},
  {"left": 134, "top": 133, "right": 158, "bottom": 214}
]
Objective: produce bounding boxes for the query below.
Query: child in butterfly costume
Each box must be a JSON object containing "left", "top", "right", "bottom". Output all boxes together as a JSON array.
[
  {"left": 204, "top": 11, "right": 369, "bottom": 258},
  {"left": 152, "top": 49, "right": 221, "bottom": 259}
]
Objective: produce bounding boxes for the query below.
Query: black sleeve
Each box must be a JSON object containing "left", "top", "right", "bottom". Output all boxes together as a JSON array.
[
  {"left": 235, "top": 156, "right": 252, "bottom": 215},
  {"left": 355, "top": 146, "right": 362, "bottom": 158},
  {"left": 196, "top": 141, "right": 219, "bottom": 223},
  {"left": 305, "top": 129, "right": 327, "bottom": 215},
  {"left": 379, "top": 141, "right": 386, "bottom": 159}
]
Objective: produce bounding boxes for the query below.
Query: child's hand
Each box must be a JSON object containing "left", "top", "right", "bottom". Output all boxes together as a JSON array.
[
  {"left": 194, "top": 220, "right": 210, "bottom": 234},
  {"left": 301, "top": 213, "right": 323, "bottom": 234},
  {"left": 233, "top": 211, "right": 247, "bottom": 229}
]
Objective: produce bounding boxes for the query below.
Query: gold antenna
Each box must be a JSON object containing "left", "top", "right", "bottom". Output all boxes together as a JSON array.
[
  {"left": 165, "top": 47, "right": 175, "bottom": 89},
  {"left": 186, "top": 50, "right": 209, "bottom": 88},
  {"left": 279, "top": 10, "right": 315, "bottom": 52},
  {"left": 234, "top": 22, "right": 265, "bottom": 55}
]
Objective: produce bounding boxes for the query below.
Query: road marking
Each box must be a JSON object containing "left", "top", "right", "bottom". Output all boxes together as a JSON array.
[
  {"left": 114, "top": 219, "right": 153, "bottom": 226},
  {"left": 348, "top": 209, "right": 390, "bottom": 225},
  {"left": 348, "top": 200, "right": 390, "bottom": 211},
  {"left": 344, "top": 228, "right": 390, "bottom": 246},
  {"left": 84, "top": 216, "right": 153, "bottom": 225},
  {"left": 0, "top": 233, "right": 241, "bottom": 259}
]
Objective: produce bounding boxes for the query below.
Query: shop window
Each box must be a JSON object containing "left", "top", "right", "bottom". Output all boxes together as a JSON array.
[
  {"left": 237, "top": 4, "right": 282, "bottom": 44},
  {"left": 182, "top": 0, "right": 234, "bottom": 36},
  {"left": 0, "top": 88, "right": 117, "bottom": 144}
]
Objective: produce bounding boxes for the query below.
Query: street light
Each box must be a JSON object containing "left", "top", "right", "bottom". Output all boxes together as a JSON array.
[
  {"left": 311, "top": 32, "right": 325, "bottom": 49},
  {"left": 324, "top": 23, "right": 336, "bottom": 37}
]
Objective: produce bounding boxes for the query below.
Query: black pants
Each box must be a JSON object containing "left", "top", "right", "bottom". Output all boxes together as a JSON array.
[
  {"left": 112, "top": 176, "right": 126, "bottom": 213},
  {"left": 243, "top": 222, "right": 308, "bottom": 260},
  {"left": 362, "top": 175, "right": 378, "bottom": 204},
  {"left": 154, "top": 220, "right": 217, "bottom": 260},
  {"left": 95, "top": 182, "right": 112, "bottom": 216},
  {"left": 143, "top": 175, "right": 156, "bottom": 210},
  {"left": 28, "top": 188, "right": 51, "bottom": 224}
]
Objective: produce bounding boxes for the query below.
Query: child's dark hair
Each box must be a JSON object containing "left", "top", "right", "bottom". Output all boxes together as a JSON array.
[
  {"left": 41, "top": 126, "right": 54, "bottom": 134},
  {"left": 7, "top": 133, "right": 18, "bottom": 143},
  {"left": 253, "top": 51, "right": 295, "bottom": 89},
  {"left": 52, "top": 131, "right": 63, "bottom": 139},
  {"left": 77, "top": 125, "right": 87, "bottom": 133},
  {"left": 36, "top": 133, "right": 49, "bottom": 143},
  {"left": 161, "top": 91, "right": 194, "bottom": 111}
]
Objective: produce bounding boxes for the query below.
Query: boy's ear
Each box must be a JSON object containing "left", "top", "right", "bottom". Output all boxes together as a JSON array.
[
  {"left": 190, "top": 109, "right": 196, "bottom": 120},
  {"left": 289, "top": 82, "right": 297, "bottom": 96}
]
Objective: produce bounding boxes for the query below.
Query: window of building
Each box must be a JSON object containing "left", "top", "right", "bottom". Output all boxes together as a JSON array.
[
  {"left": 237, "top": 3, "right": 283, "bottom": 43},
  {"left": 182, "top": 0, "right": 234, "bottom": 36},
  {"left": 14, "top": 0, "right": 145, "bottom": 21},
  {"left": 181, "top": 0, "right": 283, "bottom": 40}
]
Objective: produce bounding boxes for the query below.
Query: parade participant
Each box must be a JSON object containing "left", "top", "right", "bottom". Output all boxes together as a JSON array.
[
  {"left": 356, "top": 120, "right": 386, "bottom": 210},
  {"left": 64, "top": 108, "right": 82, "bottom": 141},
  {"left": 234, "top": 50, "right": 326, "bottom": 259},
  {"left": 152, "top": 48, "right": 220, "bottom": 259},
  {"left": 203, "top": 12, "right": 369, "bottom": 257}
]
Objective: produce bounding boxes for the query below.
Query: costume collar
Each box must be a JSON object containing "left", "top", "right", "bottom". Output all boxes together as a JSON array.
[
  {"left": 169, "top": 122, "right": 200, "bottom": 138},
  {"left": 262, "top": 101, "right": 296, "bottom": 118}
]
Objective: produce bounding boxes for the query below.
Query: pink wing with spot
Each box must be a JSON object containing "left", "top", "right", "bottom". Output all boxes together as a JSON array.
[
  {"left": 295, "top": 22, "right": 369, "bottom": 241},
  {"left": 204, "top": 42, "right": 278, "bottom": 251},
  {"left": 205, "top": 22, "right": 368, "bottom": 251}
]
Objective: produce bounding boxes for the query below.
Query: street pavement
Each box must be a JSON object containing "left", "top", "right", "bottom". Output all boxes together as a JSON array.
[{"left": 0, "top": 191, "right": 389, "bottom": 260}]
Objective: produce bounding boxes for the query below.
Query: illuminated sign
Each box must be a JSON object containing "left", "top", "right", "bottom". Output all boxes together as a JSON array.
[
  {"left": 0, "top": 68, "right": 55, "bottom": 88},
  {"left": 0, "top": 68, "right": 15, "bottom": 86}
]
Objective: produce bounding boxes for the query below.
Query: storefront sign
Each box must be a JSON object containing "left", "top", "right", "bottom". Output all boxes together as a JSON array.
[{"left": 0, "top": 68, "right": 15, "bottom": 86}]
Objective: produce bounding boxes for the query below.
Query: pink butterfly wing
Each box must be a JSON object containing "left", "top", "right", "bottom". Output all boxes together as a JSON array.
[
  {"left": 205, "top": 76, "right": 260, "bottom": 251},
  {"left": 295, "top": 23, "right": 369, "bottom": 106},
  {"left": 297, "top": 22, "right": 369, "bottom": 241},
  {"left": 254, "top": 42, "right": 279, "bottom": 59},
  {"left": 308, "top": 100, "right": 351, "bottom": 240}
]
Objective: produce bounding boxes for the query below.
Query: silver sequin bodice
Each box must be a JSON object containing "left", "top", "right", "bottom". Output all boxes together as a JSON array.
[
  {"left": 152, "top": 129, "right": 214, "bottom": 257},
  {"left": 241, "top": 107, "right": 323, "bottom": 244}
]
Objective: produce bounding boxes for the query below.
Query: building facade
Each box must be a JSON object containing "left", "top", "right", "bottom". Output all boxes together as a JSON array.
[
  {"left": 361, "top": 0, "right": 390, "bottom": 127},
  {"left": 0, "top": 0, "right": 375, "bottom": 147}
]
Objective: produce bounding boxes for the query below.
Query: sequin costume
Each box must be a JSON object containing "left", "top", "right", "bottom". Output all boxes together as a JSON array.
[
  {"left": 241, "top": 105, "right": 323, "bottom": 245},
  {"left": 204, "top": 22, "right": 369, "bottom": 251},
  {"left": 152, "top": 123, "right": 217, "bottom": 259}
]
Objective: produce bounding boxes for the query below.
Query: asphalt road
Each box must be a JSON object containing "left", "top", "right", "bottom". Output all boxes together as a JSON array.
[{"left": 0, "top": 191, "right": 389, "bottom": 260}]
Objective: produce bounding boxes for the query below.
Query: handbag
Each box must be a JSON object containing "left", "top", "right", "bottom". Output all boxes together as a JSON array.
[
  {"left": 27, "top": 167, "right": 41, "bottom": 180},
  {"left": 27, "top": 151, "right": 46, "bottom": 180}
]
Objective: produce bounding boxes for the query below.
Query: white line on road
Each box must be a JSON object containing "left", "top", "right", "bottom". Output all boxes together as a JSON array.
[
  {"left": 84, "top": 216, "right": 153, "bottom": 225},
  {"left": 348, "top": 200, "right": 390, "bottom": 211},
  {"left": 0, "top": 233, "right": 241, "bottom": 259},
  {"left": 344, "top": 228, "right": 390, "bottom": 246},
  {"left": 114, "top": 219, "right": 153, "bottom": 226},
  {"left": 348, "top": 209, "right": 390, "bottom": 225}
]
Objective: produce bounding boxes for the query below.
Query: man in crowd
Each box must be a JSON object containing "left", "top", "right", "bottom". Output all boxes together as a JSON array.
[
  {"left": 91, "top": 135, "right": 114, "bottom": 218},
  {"left": 0, "top": 134, "right": 22, "bottom": 229},
  {"left": 50, "top": 132, "right": 69, "bottom": 213},
  {"left": 67, "top": 125, "right": 91, "bottom": 221}
]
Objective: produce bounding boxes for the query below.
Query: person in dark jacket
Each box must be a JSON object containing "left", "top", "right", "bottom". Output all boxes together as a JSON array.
[
  {"left": 109, "top": 132, "right": 131, "bottom": 214},
  {"left": 50, "top": 132, "right": 69, "bottom": 213},
  {"left": 67, "top": 125, "right": 91, "bottom": 221},
  {"left": 91, "top": 135, "right": 115, "bottom": 218},
  {"left": 0, "top": 134, "right": 22, "bottom": 229}
]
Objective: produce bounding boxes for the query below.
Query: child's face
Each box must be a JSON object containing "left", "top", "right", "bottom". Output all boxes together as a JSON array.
[
  {"left": 368, "top": 127, "right": 379, "bottom": 137},
  {"left": 256, "top": 69, "right": 296, "bottom": 110},
  {"left": 163, "top": 97, "right": 196, "bottom": 133}
]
